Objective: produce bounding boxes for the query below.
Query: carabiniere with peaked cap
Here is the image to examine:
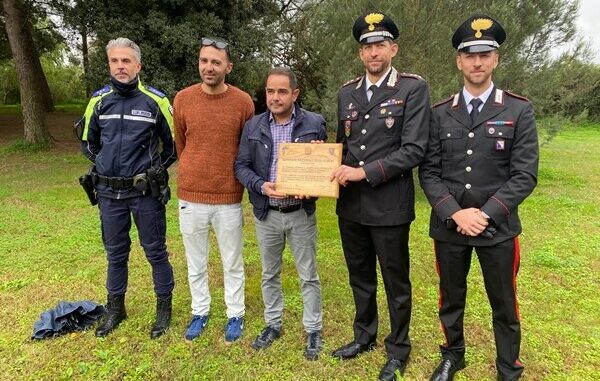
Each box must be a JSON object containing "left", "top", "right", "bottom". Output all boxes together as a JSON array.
[
  {"left": 452, "top": 15, "right": 506, "bottom": 53},
  {"left": 352, "top": 12, "right": 400, "bottom": 44},
  {"left": 333, "top": 10, "right": 432, "bottom": 381},
  {"left": 419, "top": 13, "right": 539, "bottom": 381}
]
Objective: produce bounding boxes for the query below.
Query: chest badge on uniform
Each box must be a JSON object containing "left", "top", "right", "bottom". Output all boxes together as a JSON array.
[
  {"left": 488, "top": 127, "right": 496, "bottom": 134},
  {"left": 380, "top": 99, "right": 403, "bottom": 107},
  {"left": 132, "top": 109, "right": 152, "bottom": 118},
  {"left": 348, "top": 103, "right": 355, "bottom": 110},
  {"left": 496, "top": 139, "right": 505, "bottom": 151},
  {"left": 344, "top": 121, "right": 352, "bottom": 137},
  {"left": 351, "top": 110, "right": 358, "bottom": 118},
  {"left": 385, "top": 117, "right": 394, "bottom": 128},
  {"left": 487, "top": 120, "right": 514, "bottom": 126}
]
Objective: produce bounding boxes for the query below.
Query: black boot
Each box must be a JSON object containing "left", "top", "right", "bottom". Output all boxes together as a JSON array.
[
  {"left": 150, "top": 294, "right": 172, "bottom": 339},
  {"left": 95, "top": 294, "right": 127, "bottom": 337}
]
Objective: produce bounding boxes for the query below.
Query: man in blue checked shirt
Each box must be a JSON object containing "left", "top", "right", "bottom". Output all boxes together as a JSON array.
[{"left": 234, "top": 67, "right": 327, "bottom": 360}]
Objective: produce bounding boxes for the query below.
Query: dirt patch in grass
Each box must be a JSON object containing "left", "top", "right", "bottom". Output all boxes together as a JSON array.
[{"left": 0, "top": 112, "right": 82, "bottom": 153}]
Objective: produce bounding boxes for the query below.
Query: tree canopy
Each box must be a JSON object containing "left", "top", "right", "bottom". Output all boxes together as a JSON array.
[{"left": 2, "top": 0, "right": 599, "bottom": 145}]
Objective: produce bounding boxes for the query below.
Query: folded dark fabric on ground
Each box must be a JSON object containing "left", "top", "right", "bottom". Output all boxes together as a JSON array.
[{"left": 32, "top": 300, "right": 106, "bottom": 340}]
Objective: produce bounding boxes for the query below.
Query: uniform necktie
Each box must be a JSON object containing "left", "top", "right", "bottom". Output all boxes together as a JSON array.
[
  {"left": 368, "top": 84, "right": 378, "bottom": 101},
  {"left": 470, "top": 98, "right": 483, "bottom": 123}
]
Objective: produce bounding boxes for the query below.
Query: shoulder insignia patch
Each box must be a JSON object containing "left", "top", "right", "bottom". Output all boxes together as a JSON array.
[
  {"left": 146, "top": 85, "right": 166, "bottom": 98},
  {"left": 432, "top": 95, "right": 454, "bottom": 108},
  {"left": 92, "top": 85, "right": 110, "bottom": 97},
  {"left": 400, "top": 72, "right": 423, "bottom": 80},
  {"left": 342, "top": 76, "right": 362, "bottom": 88},
  {"left": 504, "top": 90, "right": 529, "bottom": 102}
]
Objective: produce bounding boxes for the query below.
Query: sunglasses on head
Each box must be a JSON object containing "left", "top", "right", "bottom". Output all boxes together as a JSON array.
[{"left": 201, "top": 37, "right": 229, "bottom": 49}]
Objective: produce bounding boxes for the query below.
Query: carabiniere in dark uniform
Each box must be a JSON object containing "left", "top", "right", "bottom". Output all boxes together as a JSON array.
[
  {"left": 423, "top": 87, "right": 538, "bottom": 246},
  {"left": 419, "top": 15, "right": 538, "bottom": 381},
  {"left": 332, "top": 12, "right": 430, "bottom": 380},
  {"left": 337, "top": 67, "right": 429, "bottom": 226}
]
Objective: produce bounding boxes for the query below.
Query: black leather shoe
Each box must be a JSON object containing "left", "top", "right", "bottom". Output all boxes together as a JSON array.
[
  {"left": 95, "top": 294, "right": 127, "bottom": 337},
  {"left": 304, "top": 330, "right": 323, "bottom": 360},
  {"left": 430, "top": 358, "right": 466, "bottom": 381},
  {"left": 331, "top": 341, "right": 376, "bottom": 359},
  {"left": 378, "top": 358, "right": 407, "bottom": 381},
  {"left": 251, "top": 325, "right": 281, "bottom": 350}
]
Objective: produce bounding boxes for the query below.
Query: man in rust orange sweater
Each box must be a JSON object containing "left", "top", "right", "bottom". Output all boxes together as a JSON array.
[{"left": 173, "top": 37, "right": 254, "bottom": 343}]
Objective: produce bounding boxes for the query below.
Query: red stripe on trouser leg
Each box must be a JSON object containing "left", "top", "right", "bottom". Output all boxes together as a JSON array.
[
  {"left": 512, "top": 236, "right": 521, "bottom": 320},
  {"left": 434, "top": 240, "right": 449, "bottom": 346}
]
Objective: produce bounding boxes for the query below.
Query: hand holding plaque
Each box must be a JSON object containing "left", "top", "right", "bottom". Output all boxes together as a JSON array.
[{"left": 275, "top": 143, "right": 342, "bottom": 198}]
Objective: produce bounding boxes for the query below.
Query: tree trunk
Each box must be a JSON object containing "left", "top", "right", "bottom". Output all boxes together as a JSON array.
[
  {"left": 2, "top": 0, "right": 51, "bottom": 144},
  {"left": 80, "top": 25, "right": 91, "bottom": 97}
]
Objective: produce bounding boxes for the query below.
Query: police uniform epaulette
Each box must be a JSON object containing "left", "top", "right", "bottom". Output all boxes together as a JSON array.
[
  {"left": 146, "top": 85, "right": 167, "bottom": 98},
  {"left": 432, "top": 95, "right": 454, "bottom": 108},
  {"left": 92, "top": 85, "right": 111, "bottom": 97},
  {"left": 400, "top": 72, "right": 423, "bottom": 80},
  {"left": 342, "top": 76, "right": 362, "bottom": 88},
  {"left": 504, "top": 90, "right": 529, "bottom": 102}
]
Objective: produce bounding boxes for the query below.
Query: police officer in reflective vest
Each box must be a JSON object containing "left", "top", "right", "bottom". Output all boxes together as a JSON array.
[
  {"left": 80, "top": 37, "right": 177, "bottom": 339},
  {"left": 330, "top": 12, "right": 430, "bottom": 380},
  {"left": 419, "top": 16, "right": 538, "bottom": 381}
]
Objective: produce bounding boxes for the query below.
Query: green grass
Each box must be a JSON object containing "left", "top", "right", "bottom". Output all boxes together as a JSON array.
[
  {"left": 0, "top": 125, "right": 598, "bottom": 380},
  {"left": 0, "top": 102, "right": 86, "bottom": 114}
]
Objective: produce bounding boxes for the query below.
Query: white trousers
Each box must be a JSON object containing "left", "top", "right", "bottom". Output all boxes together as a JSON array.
[{"left": 179, "top": 201, "right": 245, "bottom": 318}]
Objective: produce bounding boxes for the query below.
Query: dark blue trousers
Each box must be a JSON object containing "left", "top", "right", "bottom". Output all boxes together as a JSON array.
[
  {"left": 338, "top": 217, "right": 412, "bottom": 361},
  {"left": 98, "top": 195, "right": 174, "bottom": 296},
  {"left": 434, "top": 238, "right": 523, "bottom": 380}
]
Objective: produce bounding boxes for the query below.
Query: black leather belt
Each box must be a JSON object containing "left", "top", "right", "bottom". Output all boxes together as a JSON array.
[
  {"left": 95, "top": 174, "right": 135, "bottom": 189},
  {"left": 268, "top": 204, "right": 302, "bottom": 213}
]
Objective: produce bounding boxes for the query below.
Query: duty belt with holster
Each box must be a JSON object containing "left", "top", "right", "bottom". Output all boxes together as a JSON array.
[{"left": 79, "top": 166, "right": 171, "bottom": 206}]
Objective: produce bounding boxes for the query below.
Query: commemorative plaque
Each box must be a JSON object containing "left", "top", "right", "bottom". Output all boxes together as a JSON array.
[{"left": 275, "top": 143, "right": 342, "bottom": 198}]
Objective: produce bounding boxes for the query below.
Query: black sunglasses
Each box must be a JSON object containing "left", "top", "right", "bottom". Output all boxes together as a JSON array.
[{"left": 201, "top": 37, "right": 229, "bottom": 49}]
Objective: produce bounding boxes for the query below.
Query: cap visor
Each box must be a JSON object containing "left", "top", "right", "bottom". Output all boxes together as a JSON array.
[
  {"left": 360, "top": 36, "right": 389, "bottom": 44},
  {"left": 459, "top": 44, "right": 497, "bottom": 53}
]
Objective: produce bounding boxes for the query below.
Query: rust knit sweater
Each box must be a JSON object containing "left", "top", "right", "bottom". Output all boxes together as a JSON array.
[{"left": 173, "top": 83, "right": 254, "bottom": 204}]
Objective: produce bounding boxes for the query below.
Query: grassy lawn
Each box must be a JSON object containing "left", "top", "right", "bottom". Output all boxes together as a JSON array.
[{"left": 0, "top": 122, "right": 598, "bottom": 380}]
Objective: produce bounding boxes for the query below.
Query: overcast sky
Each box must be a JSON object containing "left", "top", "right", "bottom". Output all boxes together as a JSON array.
[{"left": 576, "top": 0, "right": 600, "bottom": 62}]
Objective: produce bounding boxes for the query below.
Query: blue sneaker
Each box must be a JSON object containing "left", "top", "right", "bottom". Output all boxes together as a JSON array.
[
  {"left": 184, "top": 315, "right": 209, "bottom": 341},
  {"left": 224, "top": 317, "right": 244, "bottom": 343}
]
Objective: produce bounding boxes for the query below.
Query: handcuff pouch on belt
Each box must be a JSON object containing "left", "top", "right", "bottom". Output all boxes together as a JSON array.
[{"left": 132, "top": 173, "right": 148, "bottom": 192}]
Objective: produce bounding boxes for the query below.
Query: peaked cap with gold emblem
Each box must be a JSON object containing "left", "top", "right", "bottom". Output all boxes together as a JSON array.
[
  {"left": 352, "top": 12, "right": 399, "bottom": 44},
  {"left": 452, "top": 15, "right": 506, "bottom": 53}
]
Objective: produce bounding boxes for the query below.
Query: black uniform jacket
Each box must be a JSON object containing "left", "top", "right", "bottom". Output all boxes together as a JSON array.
[
  {"left": 335, "top": 67, "right": 430, "bottom": 226},
  {"left": 419, "top": 88, "right": 539, "bottom": 246}
]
